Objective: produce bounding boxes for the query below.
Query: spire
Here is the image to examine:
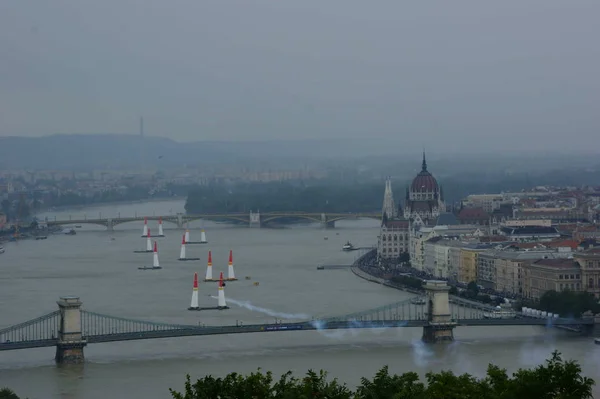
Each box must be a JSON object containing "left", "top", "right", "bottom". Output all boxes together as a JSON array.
[{"left": 421, "top": 151, "right": 428, "bottom": 172}]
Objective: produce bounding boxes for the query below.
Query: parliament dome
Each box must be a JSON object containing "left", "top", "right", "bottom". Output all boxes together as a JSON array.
[{"left": 410, "top": 154, "right": 439, "bottom": 193}]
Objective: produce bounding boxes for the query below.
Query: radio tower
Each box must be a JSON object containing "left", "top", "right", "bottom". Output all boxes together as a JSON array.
[{"left": 140, "top": 116, "right": 146, "bottom": 174}]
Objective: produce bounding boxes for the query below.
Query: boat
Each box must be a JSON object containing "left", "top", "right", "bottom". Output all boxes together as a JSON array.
[
  {"left": 342, "top": 241, "right": 355, "bottom": 251},
  {"left": 35, "top": 236, "right": 48, "bottom": 240},
  {"left": 63, "top": 229, "right": 76, "bottom": 235},
  {"left": 483, "top": 306, "right": 517, "bottom": 319},
  {"left": 0, "top": 246, "right": 5, "bottom": 254},
  {"left": 411, "top": 297, "right": 427, "bottom": 305},
  {"left": 594, "top": 338, "right": 600, "bottom": 345}
]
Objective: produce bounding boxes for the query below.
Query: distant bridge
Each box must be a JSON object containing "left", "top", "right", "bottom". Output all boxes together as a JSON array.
[
  {"left": 2, "top": 282, "right": 598, "bottom": 363},
  {"left": 43, "top": 211, "right": 382, "bottom": 230}
]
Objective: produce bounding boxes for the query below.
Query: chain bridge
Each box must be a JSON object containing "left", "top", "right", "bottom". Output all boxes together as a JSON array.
[
  {"left": 2, "top": 282, "right": 598, "bottom": 364},
  {"left": 44, "top": 210, "right": 381, "bottom": 230}
]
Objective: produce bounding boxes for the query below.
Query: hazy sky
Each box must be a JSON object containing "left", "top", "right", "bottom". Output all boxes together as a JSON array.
[{"left": 0, "top": 1, "right": 598, "bottom": 151}]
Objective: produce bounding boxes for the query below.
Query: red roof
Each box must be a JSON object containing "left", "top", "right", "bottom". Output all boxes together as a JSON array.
[
  {"left": 411, "top": 171, "right": 438, "bottom": 192},
  {"left": 546, "top": 239, "right": 579, "bottom": 249},
  {"left": 384, "top": 220, "right": 409, "bottom": 229},
  {"left": 458, "top": 207, "right": 489, "bottom": 219}
]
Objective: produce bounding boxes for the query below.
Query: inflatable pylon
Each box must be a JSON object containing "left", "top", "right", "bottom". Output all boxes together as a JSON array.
[
  {"left": 188, "top": 272, "right": 200, "bottom": 310},
  {"left": 227, "top": 250, "right": 237, "bottom": 281}
]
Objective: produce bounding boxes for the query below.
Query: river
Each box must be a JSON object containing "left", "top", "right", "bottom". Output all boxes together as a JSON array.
[{"left": 1, "top": 200, "right": 599, "bottom": 398}]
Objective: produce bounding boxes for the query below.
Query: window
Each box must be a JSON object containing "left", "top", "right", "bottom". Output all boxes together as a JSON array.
[
  {"left": 576, "top": 274, "right": 580, "bottom": 279},
  {"left": 559, "top": 274, "right": 563, "bottom": 280},
  {"left": 589, "top": 278, "right": 594, "bottom": 288}
]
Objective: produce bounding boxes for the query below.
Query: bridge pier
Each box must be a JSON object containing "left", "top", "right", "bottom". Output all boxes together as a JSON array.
[
  {"left": 320, "top": 213, "right": 335, "bottom": 229},
  {"left": 249, "top": 211, "right": 261, "bottom": 228},
  {"left": 422, "top": 280, "right": 456, "bottom": 343},
  {"left": 106, "top": 219, "right": 114, "bottom": 232},
  {"left": 177, "top": 214, "right": 184, "bottom": 229},
  {"left": 55, "top": 296, "right": 87, "bottom": 364}
]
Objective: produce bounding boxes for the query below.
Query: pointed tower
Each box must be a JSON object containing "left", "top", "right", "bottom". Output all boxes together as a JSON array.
[{"left": 382, "top": 176, "right": 396, "bottom": 220}]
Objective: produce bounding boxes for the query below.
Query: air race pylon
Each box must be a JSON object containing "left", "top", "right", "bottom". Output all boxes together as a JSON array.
[
  {"left": 217, "top": 272, "right": 229, "bottom": 309},
  {"left": 200, "top": 229, "right": 208, "bottom": 244},
  {"left": 204, "top": 251, "right": 215, "bottom": 281},
  {"left": 188, "top": 273, "right": 200, "bottom": 310},
  {"left": 138, "top": 240, "right": 162, "bottom": 270},
  {"left": 227, "top": 250, "right": 237, "bottom": 281},
  {"left": 157, "top": 217, "right": 165, "bottom": 237},
  {"left": 142, "top": 217, "right": 148, "bottom": 237},
  {"left": 179, "top": 234, "right": 186, "bottom": 260},
  {"left": 152, "top": 241, "right": 161, "bottom": 269},
  {"left": 185, "top": 229, "right": 190, "bottom": 244},
  {"left": 134, "top": 228, "right": 153, "bottom": 253},
  {"left": 146, "top": 228, "right": 152, "bottom": 251}
]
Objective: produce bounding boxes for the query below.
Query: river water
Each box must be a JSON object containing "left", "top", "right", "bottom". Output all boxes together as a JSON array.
[{"left": 1, "top": 200, "right": 599, "bottom": 398}]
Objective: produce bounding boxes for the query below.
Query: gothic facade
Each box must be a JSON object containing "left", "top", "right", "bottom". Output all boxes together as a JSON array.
[{"left": 377, "top": 177, "right": 409, "bottom": 260}]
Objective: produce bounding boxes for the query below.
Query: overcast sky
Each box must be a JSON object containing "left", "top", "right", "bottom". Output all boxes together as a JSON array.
[{"left": 0, "top": 1, "right": 598, "bottom": 151}]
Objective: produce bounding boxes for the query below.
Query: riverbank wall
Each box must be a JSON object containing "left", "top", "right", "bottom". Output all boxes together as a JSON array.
[{"left": 350, "top": 249, "right": 424, "bottom": 295}]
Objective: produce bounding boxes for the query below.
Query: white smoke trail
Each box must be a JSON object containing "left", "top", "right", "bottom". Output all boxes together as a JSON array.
[
  {"left": 212, "top": 296, "right": 311, "bottom": 320},
  {"left": 411, "top": 339, "right": 434, "bottom": 368}
]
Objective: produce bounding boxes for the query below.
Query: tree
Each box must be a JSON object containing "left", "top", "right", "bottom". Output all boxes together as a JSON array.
[
  {"left": 539, "top": 290, "right": 600, "bottom": 318},
  {"left": 1, "top": 199, "right": 12, "bottom": 221},
  {"left": 467, "top": 281, "right": 480, "bottom": 297},
  {"left": 398, "top": 251, "right": 411, "bottom": 265},
  {"left": 0, "top": 388, "right": 21, "bottom": 399},
  {"left": 170, "top": 351, "right": 595, "bottom": 399}
]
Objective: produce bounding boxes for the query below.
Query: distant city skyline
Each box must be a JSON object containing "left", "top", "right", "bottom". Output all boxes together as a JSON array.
[{"left": 1, "top": 1, "right": 599, "bottom": 152}]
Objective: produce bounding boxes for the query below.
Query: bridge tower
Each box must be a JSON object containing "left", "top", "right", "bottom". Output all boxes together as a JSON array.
[
  {"left": 422, "top": 280, "right": 456, "bottom": 343},
  {"left": 55, "top": 296, "right": 87, "bottom": 364},
  {"left": 249, "top": 210, "right": 261, "bottom": 228}
]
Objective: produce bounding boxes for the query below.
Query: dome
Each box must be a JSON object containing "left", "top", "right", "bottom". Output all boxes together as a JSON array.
[{"left": 410, "top": 153, "right": 439, "bottom": 193}]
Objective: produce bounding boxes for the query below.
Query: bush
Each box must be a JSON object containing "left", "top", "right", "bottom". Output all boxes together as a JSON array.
[{"left": 170, "top": 351, "right": 594, "bottom": 399}]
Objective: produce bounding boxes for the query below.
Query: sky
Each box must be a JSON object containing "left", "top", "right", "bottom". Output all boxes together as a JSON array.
[{"left": 0, "top": 0, "right": 598, "bottom": 151}]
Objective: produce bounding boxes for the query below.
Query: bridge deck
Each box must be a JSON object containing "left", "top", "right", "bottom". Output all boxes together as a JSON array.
[{"left": 1, "top": 317, "right": 592, "bottom": 351}]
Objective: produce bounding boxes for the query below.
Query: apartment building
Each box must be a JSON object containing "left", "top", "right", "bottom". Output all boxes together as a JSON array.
[
  {"left": 522, "top": 258, "right": 581, "bottom": 300},
  {"left": 574, "top": 248, "right": 600, "bottom": 298},
  {"left": 477, "top": 249, "right": 574, "bottom": 295},
  {"left": 458, "top": 244, "right": 494, "bottom": 284}
]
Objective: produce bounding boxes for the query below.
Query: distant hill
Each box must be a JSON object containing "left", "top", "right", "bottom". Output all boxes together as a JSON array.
[{"left": 0, "top": 134, "right": 405, "bottom": 170}]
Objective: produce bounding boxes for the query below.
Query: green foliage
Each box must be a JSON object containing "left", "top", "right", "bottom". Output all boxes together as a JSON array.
[
  {"left": 0, "top": 388, "right": 22, "bottom": 399},
  {"left": 390, "top": 275, "right": 424, "bottom": 290},
  {"left": 538, "top": 290, "right": 600, "bottom": 318},
  {"left": 170, "top": 351, "right": 594, "bottom": 399},
  {"left": 466, "top": 281, "right": 479, "bottom": 296},
  {"left": 184, "top": 182, "right": 383, "bottom": 214}
]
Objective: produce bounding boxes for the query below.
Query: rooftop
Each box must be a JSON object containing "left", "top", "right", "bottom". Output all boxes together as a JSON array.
[{"left": 531, "top": 258, "right": 578, "bottom": 269}]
